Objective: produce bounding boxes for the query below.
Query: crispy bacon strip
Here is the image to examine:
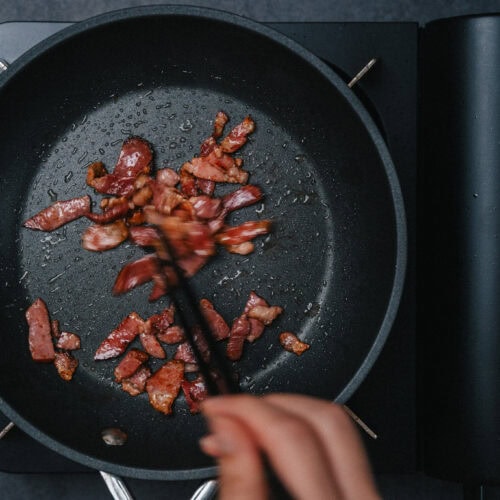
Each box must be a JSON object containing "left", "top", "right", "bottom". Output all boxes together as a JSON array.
[
  {"left": 174, "top": 326, "right": 210, "bottom": 372},
  {"left": 151, "top": 183, "right": 185, "bottom": 215},
  {"left": 23, "top": 196, "right": 91, "bottom": 232},
  {"left": 88, "top": 138, "right": 153, "bottom": 196},
  {"left": 182, "top": 155, "right": 248, "bottom": 184},
  {"left": 157, "top": 168, "right": 180, "bottom": 187},
  {"left": 215, "top": 220, "right": 272, "bottom": 246},
  {"left": 247, "top": 305, "right": 283, "bottom": 326},
  {"left": 56, "top": 331, "right": 81, "bottom": 351},
  {"left": 226, "top": 314, "right": 250, "bottom": 361},
  {"left": 220, "top": 116, "right": 255, "bottom": 153},
  {"left": 200, "top": 111, "right": 229, "bottom": 156},
  {"left": 81, "top": 220, "right": 128, "bottom": 252},
  {"left": 226, "top": 242, "right": 255, "bottom": 255},
  {"left": 222, "top": 185, "right": 263, "bottom": 213},
  {"left": 179, "top": 168, "right": 199, "bottom": 197},
  {"left": 189, "top": 196, "right": 222, "bottom": 219},
  {"left": 182, "top": 376, "right": 208, "bottom": 414},
  {"left": 196, "top": 178, "right": 215, "bottom": 196},
  {"left": 114, "top": 348, "right": 149, "bottom": 382},
  {"left": 148, "top": 305, "right": 175, "bottom": 332},
  {"left": 128, "top": 226, "right": 161, "bottom": 248},
  {"left": 279, "top": 332, "right": 310, "bottom": 356},
  {"left": 51, "top": 319, "right": 61, "bottom": 339},
  {"left": 122, "top": 365, "right": 151, "bottom": 396},
  {"left": 244, "top": 291, "right": 268, "bottom": 342},
  {"left": 112, "top": 254, "right": 158, "bottom": 295},
  {"left": 140, "top": 328, "right": 166, "bottom": 359},
  {"left": 156, "top": 325, "right": 185, "bottom": 344},
  {"left": 86, "top": 197, "right": 130, "bottom": 224},
  {"left": 94, "top": 312, "right": 144, "bottom": 360},
  {"left": 25, "top": 298, "right": 55, "bottom": 362},
  {"left": 54, "top": 352, "right": 78, "bottom": 381},
  {"left": 199, "top": 299, "right": 230, "bottom": 340},
  {"left": 146, "top": 360, "right": 185, "bottom": 415}
]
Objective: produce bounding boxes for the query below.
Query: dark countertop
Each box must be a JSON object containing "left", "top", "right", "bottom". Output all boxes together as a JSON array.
[{"left": 2, "top": 2, "right": 500, "bottom": 499}]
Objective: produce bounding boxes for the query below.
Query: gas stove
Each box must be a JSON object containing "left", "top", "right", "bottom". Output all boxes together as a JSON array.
[{"left": 0, "top": 18, "right": 417, "bottom": 492}]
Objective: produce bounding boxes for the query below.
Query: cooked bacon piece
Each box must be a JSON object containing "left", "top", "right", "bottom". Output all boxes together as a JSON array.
[
  {"left": 226, "top": 242, "right": 255, "bottom": 255},
  {"left": 88, "top": 137, "right": 153, "bottom": 196},
  {"left": 81, "top": 220, "right": 128, "bottom": 252},
  {"left": 157, "top": 325, "right": 185, "bottom": 344},
  {"left": 114, "top": 348, "right": 149, "bottom": 382},
  {"left": 226, "top": 315, "right": 251, "bottom": 361},
  {"left": 86, "top": 197, "right": 130, "bottom": 223},
  {"left": 279, "top": 332, "right": 310, "bottom": 356},
  {"left": 122, "top": 365, "right": 151, "bottom": 396},
  {"left": 179, "top": 168, "right": 199, "bottom": 197},
  {"left": 51, "top": 319, "right": 61, "bottom": 339},
  {"left": 196, "top": 178, "right": 215, "bottom": 196},
  {"left": 215, "top": 220, "right": 272, "bottom": 246},
  {"left": 151, "top": 183, "right": 185, "bottom": 215},
  {"left": 243, "top": 291, "right": 268, "bottom": 342},
  {"left": 140, "top": 328, "right": 166, "bottom": 359},
  {"left": 127, "top": 210, "right": 146, "bottom": 226},
  {"left": 182, "top": 154, "right": 249, "bottom": 184},
  {"left": 199, "top": 299, "right": 230, "bottom": 340},
  {"left": 128, "top": 226, "right": 161, "bottom": 248},
  {"left": 177, "top": 254, "right": 210, "bottom": 277},
  {"left": 112, "top": 137, "right": 153, "bottom": 178},
  {"left": 131, "top": 184, "right": 153, "bottom": 207},
  {"left": 222, "top": 185, "right": 263, "bottom": 213},
  {"left": 182, "top": 376, "right": 208, "bottom": 414},
  {"left": 149, "top": 281, "right": 167, "bottom": 302},
  {"left": 189, "top": 196, "right": 222, "bottom": 219},
  {"left": 220, "top": 116, "right": 255, "bottom": 153},
  {"left": 23, "top": 195, "right": 91, "bottom": 232},
  {"left": 174, "top": 326, "right": 210, "bottom": 371},
  {"left": 199, "top": 111, "right": 229, "bottom": 156},
  {"left": 25, "top": 298, "right": 55, "bottom": 363},
  {"left": 112, "top": 254, "right": 158, "bottom": 295},
  {"left": 86, "top": 161, "right": 107, "bottom": 186},
  {"left": 146, "top": 360, "right": 185, "bottom": 415},
  {"left": 148, "top": 304, "right": 175, "bottom": 332},
  {"left": 213, "top": 111, "right": 229, "bottom": 139},
  {"left": 54, "top": 352, "right": 78, "bottom": 381},
  {"left": 94, "top": 312, "right": 144, "bottom": 360},
  {"left": 157, "top": 167, "right": 180, "bottom": 187},
  {"left": 56, "top": 331, "right": 81, "bottom": 351},
  {"left": 247, "top": 305, "right": 283, "bottom": 326}
]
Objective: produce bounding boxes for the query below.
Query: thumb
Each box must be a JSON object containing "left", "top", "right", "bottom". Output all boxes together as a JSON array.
[{"left": 200, "top": 415, "right": 268, "bottom": 500}]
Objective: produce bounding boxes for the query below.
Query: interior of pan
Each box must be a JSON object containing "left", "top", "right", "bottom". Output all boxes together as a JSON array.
[{"left": 0, "top": 7, "right": 404, "bottom": 478}]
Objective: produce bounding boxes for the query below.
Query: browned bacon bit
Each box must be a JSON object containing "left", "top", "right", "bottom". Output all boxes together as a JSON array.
[
  {"left": 226, "top": 315, "right": 251, "bottom": 361},
  {"left": 146, "top": 360, "right": 185, "bottom": 415},
  {"left": 128, "top": 225, "right": 161, "bottom": 248},
  {"left": 182, "top": 154, "right": 249, "bottom": 184},
  {"left": 156, "top": 325, "right": 185, "bottom": 344},
  {"left": 23, "top": 195, "right": 91, "bottom": 232},
  {"left": 112, "top": 254, "right": 158, "bottom": 295},
  {"left": 88, "top": 137, "right": 153, "bottom": 197},
  {"left": 279, "top": 332, "right": 310, "bottom": 356},
  {"left": 157, "top": 167, "right": 180, "bottom": 187},
  {"left": 220, "top": 116, "right": 255, "bottom": 153},
  {"left": 51, "top": 319, "right": 61, "bottom": 339},
  {"left": 140, "top": 326, "right": 166, "bottom": 359},
  {"left": 196, "top": 178, "right": 215, "bottom": 196},
  {"left": 244, "top": 291, "right": 268, "bottom": 342},
  {"left": 189, "top": 196, "right": 222, "bottom": 219},
  {"left": 148, "top": 304, "right": 175, "bottom": 333},
  {"left": 179, "top": 168, "right": 199, "bottom": 197},
  {"left": 86, "top": 161, "right": 107, "bottom": 186},
  {"left": 222, "top": 185, "right": 263, "bottom": 213},
  {"left": 182, "top": 376, "right": 208, "bottom": 414},
  {"left": 122, "top": 365, "right": 151, "bottom": 396},
  {"left": 25, "top": 298, "right": 55, "bottom": 363},
  {"left": 56, "top": 331, "right": 81, "bottom": 351},
  {"left": 151, "top": 183, "right": 185, "bottom": 215},
  {"left": 149, "top": 281, "right": 167, "bottom": 302},
  {"left": 94, "top": 312, "right": 144, "bottom": 360},
  {"left": 226, "top": 242, "right": 255, "bottom": 255},
  {"left": 86, "top": 197, "right": 130, "bottom": 224},
  {"left": 81, "top": 220, "right": 129, "bottom": 252},
  {"left": 114, "top": 348, "right": 149, "bottom": 382},
  {"left": 199, "top": 299, "right": 230, "bottom": 340},
  {"left": 54, "top": 351, "right": 78, "bottom": 381},
  {"left": 174, "top": 342, "right": 198, "bottom": 372},
  {"left": 127, "top": 210, "right": 146, "bottom": 226},
  {"left": 215, "top": 220, "right": 272, "bottom": 246},
  {"left": 247, "top": 305, "right": 283, "bottom": 326},
  {"left": 213, "top": 111, "right": 229, "bottom": 138}
]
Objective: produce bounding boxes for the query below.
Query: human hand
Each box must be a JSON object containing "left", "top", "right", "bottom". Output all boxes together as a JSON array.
[{"left": 200, "top": 394, "right": 381, "bottom": 500}]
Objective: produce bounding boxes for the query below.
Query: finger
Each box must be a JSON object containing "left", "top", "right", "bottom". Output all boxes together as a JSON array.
[
  {"left": 200, "top": 415, "right": 268, "bottom": 500},
  {"left": 201, "top": 395, "right": 341, "bottom": 499},
  {"left": 264, "top": 394, "right": 380, "bottom": 500}
]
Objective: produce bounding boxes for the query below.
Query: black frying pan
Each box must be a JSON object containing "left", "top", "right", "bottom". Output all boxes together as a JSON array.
[{"left": 0, "top": 6, "right": 406, "bottom": 480}]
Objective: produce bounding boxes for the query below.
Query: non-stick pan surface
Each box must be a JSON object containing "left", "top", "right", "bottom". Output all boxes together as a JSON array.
[{"left": 0, "top": 6, "right": 406, "bottom": 479}]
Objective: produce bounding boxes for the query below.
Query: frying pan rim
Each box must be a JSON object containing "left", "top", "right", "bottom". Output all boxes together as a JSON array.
[{"left": 0, "top": 4, "right": 407, "bottom": 480}]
